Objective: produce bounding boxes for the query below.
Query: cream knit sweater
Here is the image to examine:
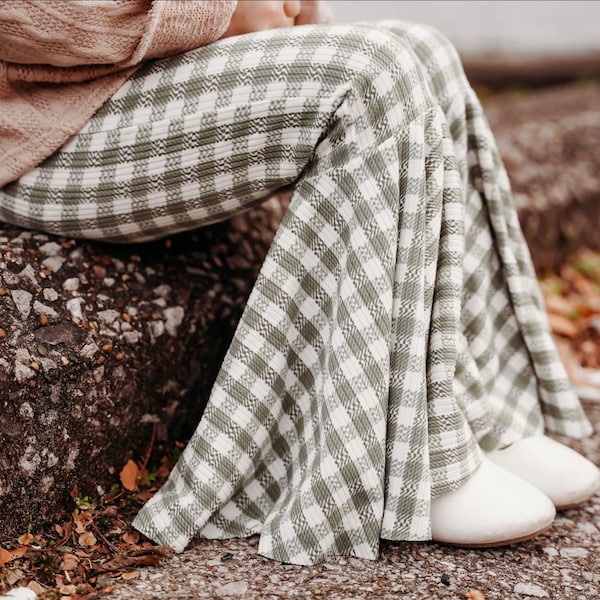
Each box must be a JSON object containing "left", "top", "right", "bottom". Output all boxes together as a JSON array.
[{"left": 0, "top": 0, "right": 237, "bottom": 188}]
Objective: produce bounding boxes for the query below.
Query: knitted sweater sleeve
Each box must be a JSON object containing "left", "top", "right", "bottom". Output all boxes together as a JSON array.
[{"left": 0, "top": 0, "right": 237, "bottom": 70}]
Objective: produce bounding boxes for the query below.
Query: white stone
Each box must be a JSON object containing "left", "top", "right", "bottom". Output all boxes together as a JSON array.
[
  {"left": 19, "top": 445, "right": 41, "bottom": 474},
  {"left": 11, "top": 289, "right": 32, "bottom": 317},
  {"left": 18, "top": 402, "right": 34, "bottom": 419},
  {"left": 560, "top": 547, "right": 589, "bottom": 559},
  {"left": 80, "top": 343, "right": 99, "bottom": 359},
  {"left": 43, "top": 288, "right": 59, "bottom": 302},
  {"left": 577, "top": 522, "right": 598, "bottom": 535},
  {"left": 94, "top": 366, "right": 105, "bottom": 383},
  {"left": 97, "top": 309, "right": 121, "bottom": 325},
  {"left": 42, "top": 256, "right": 66, "bottom": 273},
  {"left": 215, "top": 581, "right": 249, "bottom": 596},
  {"left": 66, "top": 447, "right": 79, "bottom": 471},
  {"left": 153, "top": 284, "right": 172, "bottom": 299},
  {"left": 164, "top": 306, "right": 185, "bottom": 337},
  {"left": 18, "top": 265, "right": 38, "bottom": 287},
  {"left": 38, "top": 358, "right": 58, "bottom": 372},
  {"left": 123, "top": 331, "right": 142, "bottom": 345},
  {"left": 38, "top": 241, "right": 62, "bottom": 256},
  {"left": 514, "top": 582, "right": 549, "bottom": 597},
  {"left": 14, "top": 349, "right": 35, "bottom": 382},
  {"left": 66, "top": 297, "right": 85, "bottom": 320},
  {"left": 62, "top": 277, "right": 80, "bottom": 291},
  {"left": 33, "top": 301, "right": 58, "bottom": 319},
  {"left": 149, "top": 320, "right": 165, "bottom": 339}
]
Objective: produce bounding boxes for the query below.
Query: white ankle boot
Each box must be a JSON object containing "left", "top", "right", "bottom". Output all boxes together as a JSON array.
[
  {"left": 431, "top": 458, "right": 556, "bottom": 547},
  {"left": 486, "top": 435, "right": 600, "bottom": 509}
]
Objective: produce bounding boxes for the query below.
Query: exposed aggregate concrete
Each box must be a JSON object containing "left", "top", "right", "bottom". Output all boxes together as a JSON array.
[
  {"left": 0, "top": 197, "right": 288, "bottom": 537},
  {"left": 103, "top": 402, "right": 600, "bottom": 600}
]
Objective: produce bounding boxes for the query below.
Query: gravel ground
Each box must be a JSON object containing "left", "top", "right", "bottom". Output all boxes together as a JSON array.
[{"left": 103, "top": 400, "right": 600, "bottom": 600}]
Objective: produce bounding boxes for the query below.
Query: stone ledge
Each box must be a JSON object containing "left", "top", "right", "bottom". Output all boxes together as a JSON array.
[
  {"left": 483, "top": 80, "right": 600, "bottom": 270},
  {"left": 0, "top": 197, "right": 286, "bottom": 537}
]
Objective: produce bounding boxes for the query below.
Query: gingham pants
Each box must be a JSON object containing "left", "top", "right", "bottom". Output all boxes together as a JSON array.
[{"left": 0, "top": 22, "right": 591, "bottom": 564}]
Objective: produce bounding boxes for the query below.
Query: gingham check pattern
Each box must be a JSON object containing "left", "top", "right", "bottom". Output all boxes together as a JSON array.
[{"left": 1, "top": 22, "right": 591, "bottom": 565}]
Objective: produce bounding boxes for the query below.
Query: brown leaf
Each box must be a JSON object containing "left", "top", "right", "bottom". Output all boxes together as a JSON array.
[
  {"left": 122, "top": 531, "right": 140, "bottom": 545},
  {"left": 122, "top": 570, "right": 141, "bottom": 580},
  {"left": 17, "top": 532, "right": 34, "bottom": 546},
  {"left": 78, "top": 531, "right": 97, "bottom": 547},
  {"left": 545, "top": 294, "right": 578, "bottom": 318},
  {"left": 93, "top": 546, "right": 173, "bottom": 574},
  {"left": 60, "top": 553, "right": 80, "bottom": 571},
  {"left": 120, "top": 459, "right": 140, "bottom": 492},
  {"left": 73, "top": 511, "right": 93, "bottom": 534},
  {"left": 0, "top": 546, "right": 27, "bottom": 566},
  {"left": 59, "top": 583, "right": 77, "bottom": 595},
  {"left": 27, "top": 581, "right": 45, "bottom": 596},
  {"left": 547, "top": 313, "right": 579, "bottom": 339},
  {"left": 134, "top": 489, "right": 155, "bottom": 502}
]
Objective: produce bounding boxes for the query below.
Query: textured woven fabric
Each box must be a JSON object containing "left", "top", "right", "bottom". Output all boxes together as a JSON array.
[
  {"left": 0, "top": 0, "right": 237, "bottom": 187},
  {"left": 0, "top": 21, "right": 592, "bottom": 565}
]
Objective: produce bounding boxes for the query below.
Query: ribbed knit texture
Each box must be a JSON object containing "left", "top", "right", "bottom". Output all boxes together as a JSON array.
[{"left": 0, "top": 0, "right": 237, "bottom": 188}]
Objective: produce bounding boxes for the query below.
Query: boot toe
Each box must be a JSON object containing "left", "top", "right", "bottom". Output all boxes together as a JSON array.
[
  {"left": 431, "top": 458, "right": 555, "bottom": 547},
  {"left": 487, "top": 435, "right": 600, "bottom": 510}
]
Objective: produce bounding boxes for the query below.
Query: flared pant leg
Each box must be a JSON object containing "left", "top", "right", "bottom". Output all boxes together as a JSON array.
[{"left": 362, "top": 22, "right": 592, "bottom": 449}]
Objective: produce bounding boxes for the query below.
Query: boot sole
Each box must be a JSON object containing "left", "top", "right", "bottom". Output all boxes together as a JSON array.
[
  {"left": 555, "top": 488, "right": 599, "bottom": 511},
  {"left": 432, "top": 523, "right": 552, "bottom": 549}
]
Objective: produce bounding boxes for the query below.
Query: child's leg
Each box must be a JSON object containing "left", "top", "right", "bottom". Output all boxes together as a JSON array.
[{"left": 356, "top": 21, "right": 591, "bottom": 448}]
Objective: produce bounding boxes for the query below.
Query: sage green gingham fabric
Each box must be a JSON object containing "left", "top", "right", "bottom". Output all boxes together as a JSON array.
[{"left": 0, "top": 22, "right": 592, "bottom": 565}]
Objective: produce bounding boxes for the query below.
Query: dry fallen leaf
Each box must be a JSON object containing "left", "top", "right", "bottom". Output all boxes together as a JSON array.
[
  {"left": 544, "top": 294, "right": 579, "bottom": 318},
  {"left": 120, "top": 459, "right": 140, "bottom": 492},
  {"left": 123, "top": 531, "right": 140, "bottom": 545},
  {"left": 72, "top": 511, "right": 93, "bottom": 534},
  {"left": 121, "top": 570, "right": 141, "bottom": 580},
  {"left": 27, "top": 581, "right": 45, "bottom": 596},
  {"left": 59, "top": 583, "right": 77, "bottom": 595},
  {"left": 60, "top": 553, "right": 80, "bottom": 571},
  {"left": 547, "top": 313, "right": 579, "bottom": 339},
  {"left": 0, "top": 546, "right": 27, "bottom": 566},
  {"left": 17, "top": 532, "right": 33, "bottom": 546},
  {"left": 78, "top": 531, "right": 97, "bottom": 547}
]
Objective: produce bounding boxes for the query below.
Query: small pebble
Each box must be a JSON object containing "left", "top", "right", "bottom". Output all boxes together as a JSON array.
[
  {"left": 42, "top": 288, "right": 59, "bottom": 302},
  {"left": 62, "top": 277, "right": 80, "bottom": 291},
  {"left": 215, "top": 581, "right": 249, "bottom": 596},
  {"left": 11, "top": 289, "right": 33, "bottom": 317},
  {"left": 514, "top": 582, "right": 549, "bottom": 598},
  {"left": 41, "top": 256, "right": 66, "bottom": 273},
  {"left": 560, "top": 547, "right": 589, "bottom": 559}
]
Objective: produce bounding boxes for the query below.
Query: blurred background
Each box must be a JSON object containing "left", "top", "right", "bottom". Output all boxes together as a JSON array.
[{"left": 330, "top": 1, "right": 600, "bottom": 56}]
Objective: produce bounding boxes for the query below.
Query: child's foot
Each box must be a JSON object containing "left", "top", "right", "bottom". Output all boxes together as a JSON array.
[
  {"left": 486, "top": 435, "right": 600, "bottom": 509},
  {"left": 431, "top": 458, "right": 555, "bottom": 547}
]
